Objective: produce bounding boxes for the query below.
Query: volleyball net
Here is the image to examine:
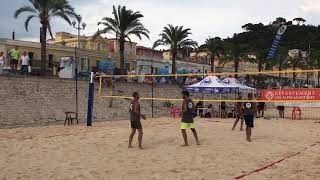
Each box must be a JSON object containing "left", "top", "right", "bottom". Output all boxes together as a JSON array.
[{"left": 94, "top": 69, "right": 320, "bottom": 120}]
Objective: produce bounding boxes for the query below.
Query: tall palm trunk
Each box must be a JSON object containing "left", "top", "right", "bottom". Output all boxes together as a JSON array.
[
  {"left": 210, "top": 55, "right": 215, "bottom": 73},
  {"left": 293, "top": 66, "right": 296, "bottom": 82},
  {"left": 119, "top": 38, "right": 125, "bottom": 75},
  {"left": 258, "top": 59, "right": 263, "bottom": 72},
  {"left": 234, "top": 60, "right": 239, "bottom": 79},
  {"left": 40, "top": 23, "right": 48, "bottom": 74},
  {"left": 318, "top": 71, "right": 320, "bottom": 88},
  {"left": 278, "top": 66, "right": 282, "bottom": 86},
  {"left": 172, "top": 50, "right": 177, "bottom": 74}
]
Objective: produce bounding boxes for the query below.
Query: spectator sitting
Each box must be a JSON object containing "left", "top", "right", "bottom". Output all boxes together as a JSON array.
[
  {"left": 143, "top": 75, "right": 157, "bottom": 85},
  {"left": 195, "top": 101, "right": 205, "bottom": 117},
  {"left": 292, "top": 107, "right": 301, "bottom": 120},
  {"left": 129, "top": 69, "right": 138, "bottom": 82},
  {"left": 191, "top": 77, "right": 198, "bottom": 84},
  {"left": 205, "top": 104, "right": 213, "bottom": 118},
  {"left": 221, "top": 101, "right": 227, "bottom": 118},
  {"left": 185, "top": 76, "right": 193, "bottom": 85},
  {"left": 159, "top": 77, "right": 167, "bottom": 84}
]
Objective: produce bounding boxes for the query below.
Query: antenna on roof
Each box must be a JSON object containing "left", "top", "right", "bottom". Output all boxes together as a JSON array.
[{"left": 12, "top": 29, "right": 15, "bottom": 40}]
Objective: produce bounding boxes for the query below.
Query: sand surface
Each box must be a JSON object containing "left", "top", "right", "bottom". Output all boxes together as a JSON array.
[{"left": 0, "top": 117, "right": 319, "bottom": 180}]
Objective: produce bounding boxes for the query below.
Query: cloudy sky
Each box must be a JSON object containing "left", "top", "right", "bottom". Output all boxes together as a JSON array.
[{"left": 1, "top": 0, "right": 320, "bottom": 48}]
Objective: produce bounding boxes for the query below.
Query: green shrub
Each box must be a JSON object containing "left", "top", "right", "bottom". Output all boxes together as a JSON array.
[{"left": 163, "top": 101, "right": 175, "bottom": 108}]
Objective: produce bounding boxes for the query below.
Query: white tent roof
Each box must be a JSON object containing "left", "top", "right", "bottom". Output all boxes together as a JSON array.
[
  {"left": 184, "top": 76, "right": 239, "bottom": 94},
  {"left": 187, "top": 76, "right": 230, "bottom": 88},
  {"left": 222, "top": 77, "right": 256, "bottom": 93}
]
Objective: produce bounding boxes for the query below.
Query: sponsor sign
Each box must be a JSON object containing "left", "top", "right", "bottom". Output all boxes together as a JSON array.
[{"left": 261, "top": 89, "right": 320, "bottom": 101}]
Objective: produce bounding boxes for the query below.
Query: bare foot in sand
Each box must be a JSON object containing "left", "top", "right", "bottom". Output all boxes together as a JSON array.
[
  {"left": 181, "top": 144, "right": 189, "bottom": 147},
  {"left": 128, "top": 145, "right": 133, "bottom": 148},
  {"left": 139, "top": 146, "right": 144, "bottom": 150}
]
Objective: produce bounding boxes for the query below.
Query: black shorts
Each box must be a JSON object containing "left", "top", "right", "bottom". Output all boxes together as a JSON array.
[
  {"left": 130, "top": 120, "right": 142, "bottom": 129},
  {"left": 257, "top": 106, "right": 264, "bottom": 111},
  {"left": 21, "top": 65, "right": 28, "bottom": 74},
  {"left": 10, "top": 59, "right": 18, "bottom": 65},
  {"left": 244, "top": 115, "right": 254, "bottom": 128}
]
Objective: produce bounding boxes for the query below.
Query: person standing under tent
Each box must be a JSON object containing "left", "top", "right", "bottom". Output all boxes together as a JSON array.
[
  {"left": 180, "top": 91, "right": 200, "bottom": 146},
  {"left": 0, "top": 52, "right": 5, "bottom": 75},
  {"left": 20, "top": 52, "right": 30, "bottom": 76},
  {"left": 257, "top": 101, "right": 266, "bottom": 118},
  {"left": 243, "top": 93, "right": 257, "bottom": 142},
  {"left": 232, "top": 94, "right": 244, "bottom": 131},
  {"left": 128, "top": 92, "right": 146, "bottom": 149},
  {"left": 277, "top": 105, "right": 285, "bottom": 118},
  {"left": 9, "top": 47, "right": 20, "bottom": 74}
]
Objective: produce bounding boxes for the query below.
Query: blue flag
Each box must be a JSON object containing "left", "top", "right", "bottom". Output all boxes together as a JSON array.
[{"left": 267, "top": 25, "right": 287, "bottom": 59}]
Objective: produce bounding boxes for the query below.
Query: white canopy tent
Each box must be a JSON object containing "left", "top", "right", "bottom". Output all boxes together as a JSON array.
[
  {"left": 183, "top": 76, "right": 239, "bottom": 94},
  {"left": 221, "top": 77, "right": 256, "bottom": 93}
]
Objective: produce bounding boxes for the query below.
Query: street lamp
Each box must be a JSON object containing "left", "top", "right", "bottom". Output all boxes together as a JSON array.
[{"left": 72, "top": 14, "right": 86, "bottom": 121}]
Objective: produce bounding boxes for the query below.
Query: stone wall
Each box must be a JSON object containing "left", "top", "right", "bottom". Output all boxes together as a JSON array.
[{"left": 0, "top": 76, "right": 228, "bottom": 128}]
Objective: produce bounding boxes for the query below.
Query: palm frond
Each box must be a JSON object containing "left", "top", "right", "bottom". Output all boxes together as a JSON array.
[
  {"left": 24, "top": 15, "right": 37, "bottom": 31},
  {"left": 48, "top": 22, "right": 54, "bottom": 39},
  {"left": 153, "top": 39, "right": 165, "bottom": 49},
  {"left": 14, "top": 6, "right": 37, "bottom": 18}
]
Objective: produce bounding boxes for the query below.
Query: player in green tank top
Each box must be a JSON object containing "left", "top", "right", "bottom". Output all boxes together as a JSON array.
[
  {"left": 128, "top": 92, "right": 146, "bottom": 149},
  {"left": 180, "top": 91, "right": 200, "bottom": 146}
]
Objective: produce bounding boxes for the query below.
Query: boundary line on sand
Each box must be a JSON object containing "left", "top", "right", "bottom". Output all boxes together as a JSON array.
[{"left": 234, "top": 143, "right": 319, "bottom": 179}]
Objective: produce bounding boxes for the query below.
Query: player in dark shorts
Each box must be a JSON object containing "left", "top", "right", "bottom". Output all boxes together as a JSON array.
[
  {"left": 232, "top": 94, "right": 244, "bottom": 131},
  {"left": 257, "top": 102, "right": 266, "bottom": 118},
  {"left": 128, "top": 92, "right": 146, "bottom": 149},
  {"left": 180, "top": 91, "right": 200, "bottom": 146},
  {"left": 277, "top": 105, "right": 285, "bottom": 118},
  {"left": 243, "top": 93, "right": 257, "bottom": 142}
]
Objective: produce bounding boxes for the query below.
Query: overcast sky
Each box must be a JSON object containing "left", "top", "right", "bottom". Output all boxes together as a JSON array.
[{"left": 1, "top": 0, "right": 320, "bottom": 48}]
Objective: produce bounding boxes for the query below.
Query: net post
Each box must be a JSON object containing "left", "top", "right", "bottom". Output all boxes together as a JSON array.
[
  {"left": 99, "top": 75, "right": 102, "bottom": 96},
  {"left": 87, "top": 72, "right": 94, "bottom": 126}
]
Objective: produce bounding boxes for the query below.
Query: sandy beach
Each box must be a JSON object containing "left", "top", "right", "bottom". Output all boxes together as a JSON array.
[{"left": 0, "top": 117, "right": 319, "bottom": 180}]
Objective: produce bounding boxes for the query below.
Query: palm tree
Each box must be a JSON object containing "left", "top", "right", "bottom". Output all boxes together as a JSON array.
[
  {"left": 94, "top": 5, "right": 149, "bottom": 74},
  {"left": 310, "top": 50, "right": 320, "bottom": 86},
  {"left": 293, "top": 18, "right": 306, "bottom": 26},
  {"left": 153, "top": 25, "right": 198, "bottom": 74},
  {"left": 282, "top": 55, "right": 306, "bottom": 82},
  {"left": 274, "top": 17, "right": 287, "bottom": 25},
  {"left": 203, "top": 37, "right": 224, "bottom": 73},
  {"left": 219, "top": 42, "right": 252, "bottom": 78},
  {"left": 14, "top": 0, "right": 76, "bottom": 74},
  {"left": 273, "top": 46, "right": 288, "bottom": 78}
]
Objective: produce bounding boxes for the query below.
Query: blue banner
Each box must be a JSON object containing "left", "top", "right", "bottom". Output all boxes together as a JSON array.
[
  {"left": 98, "top": 61, "right": 114, "bottom": 73},
  {"left": 267, "top": 25, "right": 287, "bottom": 59}
]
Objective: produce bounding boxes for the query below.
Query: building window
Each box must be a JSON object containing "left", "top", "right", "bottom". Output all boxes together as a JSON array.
[
  {"left": 80, "top": 58, "right": 89, "bottom": 72},
  {"left": 28, "top": 52, "right": 34, "bottom": 59},
  {"left": 96, "top": 60, "right": 100, "bottom": 68},
  {"left": 80, "top": 42, "right": 85, "bottom": 49},
  {"left": 28, "top": 52, "right": 34, "bottom": 66},
  {"left": 97, "top": 43, "right": 101, "bottom": 51},
  {"left": 125, "top": 63, "right": 130, "bottom": 70},
  {"left": 48, "top": 54, "right": 53, "bottom": 68}
]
